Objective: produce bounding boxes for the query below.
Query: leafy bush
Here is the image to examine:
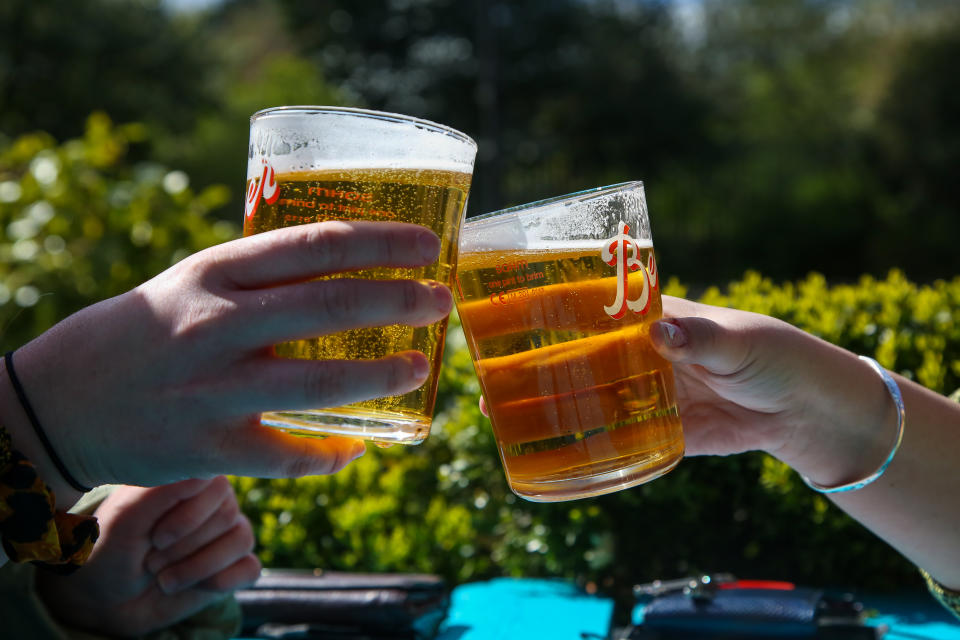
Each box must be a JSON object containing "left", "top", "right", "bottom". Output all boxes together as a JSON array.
[
  {"left": 237, "top": 272, "right": 960, "bottom": 597},
  {"left": 0, "top": 114, "right": 238, "bottom": 351}
]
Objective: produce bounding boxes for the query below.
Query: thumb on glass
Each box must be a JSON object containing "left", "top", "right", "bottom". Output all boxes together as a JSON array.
[{"left": 651, "top": 317, "right": 749, "bottom": 376}]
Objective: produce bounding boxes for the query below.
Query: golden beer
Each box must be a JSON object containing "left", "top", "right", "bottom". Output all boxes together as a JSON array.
[
  {"left": 455, "top": 183, "right": 683, "bottom": 501},
  {"left": 245, "top": 167, "right": 472, "bottom": 443}
]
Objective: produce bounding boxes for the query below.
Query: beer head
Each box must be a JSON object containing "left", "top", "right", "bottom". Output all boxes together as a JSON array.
[
  {"left": 248, "top": 106, "right": 477, "bottom": 179},
  {"left": 459, "top": 181, "right": 652, "bottom": 255}
]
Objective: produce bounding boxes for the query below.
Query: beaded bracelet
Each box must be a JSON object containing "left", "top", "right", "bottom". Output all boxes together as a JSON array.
[
  {"left": 0, "top": 423, "right": 99, "bottom": 574},
  {"left": 801, "top": 356, "right": 905, "bottom": 494}
]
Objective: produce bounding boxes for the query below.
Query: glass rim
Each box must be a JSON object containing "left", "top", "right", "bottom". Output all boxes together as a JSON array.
[
  {"left": 250, "top": 105, "right": 477, "bottom": 149},
  {"left": 465, "top": 181, "right": 644, "bottom": 227}
]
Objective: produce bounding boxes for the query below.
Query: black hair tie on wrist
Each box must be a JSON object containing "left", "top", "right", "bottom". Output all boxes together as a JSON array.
[{"left": 3, "top": 350, "right": 91, "bottom": 493}]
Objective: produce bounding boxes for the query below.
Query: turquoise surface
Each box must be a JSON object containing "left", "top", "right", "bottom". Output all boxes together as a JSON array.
[
  {"left": 237, "top": 578, "right": 960, "bottom": 638},
  {"left": 435, "top": 578, "right": 614, "bottom": 640},
  {"left": 862, "top": 593, "right": 960, "bottom": 639}
]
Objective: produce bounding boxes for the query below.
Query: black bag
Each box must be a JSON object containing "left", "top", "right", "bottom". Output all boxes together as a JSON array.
[
  {"left": 236, "top": 570, "right": 449, "bottom": 639},
  {"left": 623, "top": 575, "right": 884, "bottom": 639}
]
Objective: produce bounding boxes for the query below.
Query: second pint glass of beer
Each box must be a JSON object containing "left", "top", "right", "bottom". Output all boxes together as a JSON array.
[
  {"left": 455, "top": 183, "right": 684, "bottom": 501},
  {"left": 244, "top": 107, "right": 476, "bottom": 444}
]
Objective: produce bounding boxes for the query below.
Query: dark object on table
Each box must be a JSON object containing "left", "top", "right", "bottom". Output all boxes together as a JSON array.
[
  {"left": 620, "top": 574, "right": 885, "bottom": 639},
  {"left": 236, "top": 569, "right": 449, "bottom": 639}
]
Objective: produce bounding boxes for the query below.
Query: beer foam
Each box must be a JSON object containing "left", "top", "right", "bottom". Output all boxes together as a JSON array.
[
  {"left": 460, "top": 237, "right": 653, "bottom": 254},
  {"left": 459, "top": 183, "right": 654, "bottom": 253},
  {"left": 525, "top": 238, "right": 654, "bottom": 251},
  {"left": 250, "top": 110, "right": 476, "bottom": 176}
]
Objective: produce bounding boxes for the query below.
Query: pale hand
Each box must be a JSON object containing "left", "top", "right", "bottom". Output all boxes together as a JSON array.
[
  {"left": 12, "top": 221, "right": 453, "bottom": 488},
  {"left": 652, "top": 296, "right": 897, "bottom": 485},
  {"left": 37, "top": 477, "right": 260, "bottom": 637}
]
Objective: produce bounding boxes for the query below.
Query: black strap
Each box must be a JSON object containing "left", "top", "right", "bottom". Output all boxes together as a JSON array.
[{"left": 4, "top": 350, "right": 91, "bottom": 492}]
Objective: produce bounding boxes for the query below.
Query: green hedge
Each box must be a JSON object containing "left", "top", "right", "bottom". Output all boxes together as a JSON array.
[
  {"left": 235, "top": 271, "right": 960, "bottom": 597},
  {"left": 0, "top": 114, "right": 237, "bottom": 351}
]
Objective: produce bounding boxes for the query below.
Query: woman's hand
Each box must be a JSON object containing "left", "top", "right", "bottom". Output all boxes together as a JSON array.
[
  {"left": 651, "top": 296, "right": 897, "bottom": 485},
  {"left": 37, "top": 477, "right": 260, "bottom": 637},
  {"left": 6, "top": 221, "right": 453, "bottom": 489},
  {"left": 650, "top": 296, "right": 816, "bottom": 458}
]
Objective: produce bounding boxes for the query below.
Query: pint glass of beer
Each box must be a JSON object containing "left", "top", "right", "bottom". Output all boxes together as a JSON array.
[
  {"left": 455, "top": 183, "right": 684, "bottom": 501},
  {"left": 244, "top": 106, "right": 476, "bottom": 444}
]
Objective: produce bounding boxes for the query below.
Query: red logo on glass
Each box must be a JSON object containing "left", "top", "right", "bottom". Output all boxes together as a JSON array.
[
  {"left": 245, "top": 159, "right": 280, "bottom": 219},
  {"left": 601, "top": 220, "right": 659, "bottom": 319}
]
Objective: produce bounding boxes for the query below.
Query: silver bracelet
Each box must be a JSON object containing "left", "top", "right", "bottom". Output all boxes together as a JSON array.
[{"left": 801, "top": 355, "right": 906, "bottom": 494}]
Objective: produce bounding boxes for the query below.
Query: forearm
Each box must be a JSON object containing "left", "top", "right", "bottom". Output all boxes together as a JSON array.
[
  {"left": 773, "top": 339, "right": 960, "bottom": 589},
  {"left": 830, "top": 377, "right": 960, "bottom": 589}
]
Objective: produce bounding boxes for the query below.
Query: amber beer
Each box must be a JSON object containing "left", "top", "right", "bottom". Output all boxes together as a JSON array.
[
  {"left": 455, "top": 184, "right": 684, "bottom": 501},
  {"left": 244, "top": 107, "right": 476, "bottom": 444}
]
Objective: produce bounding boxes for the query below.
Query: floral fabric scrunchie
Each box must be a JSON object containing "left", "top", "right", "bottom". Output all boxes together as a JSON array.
[{"left": 0, "top": 424, "right": 99, "bottom": 574}]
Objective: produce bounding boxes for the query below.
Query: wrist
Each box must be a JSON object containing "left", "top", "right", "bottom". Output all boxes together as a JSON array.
[
  {"left": 1, "top": 350, "right": 87, "bottom": 507},
  {"left": 768, "top": 342, "right": 900, "bottom": 489}
]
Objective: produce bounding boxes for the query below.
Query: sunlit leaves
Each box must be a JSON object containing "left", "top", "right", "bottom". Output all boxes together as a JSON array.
[{"left": 0, "top": 114, "right": 237, "bottom": 350}]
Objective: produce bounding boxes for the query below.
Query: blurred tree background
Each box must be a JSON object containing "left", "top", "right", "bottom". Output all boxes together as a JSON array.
[{"left": 2, "top": 0, "right": 960, "bottom": 606}]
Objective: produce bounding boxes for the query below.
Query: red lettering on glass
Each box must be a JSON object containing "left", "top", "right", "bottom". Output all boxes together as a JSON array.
[
  {"left": 245, "top": 159, "right": 280, "bottom": 219},
  {"left": 601, "top": 220, "right": 657, "bottom": 319}
]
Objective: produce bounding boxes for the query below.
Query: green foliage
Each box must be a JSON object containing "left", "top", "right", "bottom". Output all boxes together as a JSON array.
[
  {"left": 237, "top": 271, "right": 960, "bottom": 596},
  {"left": 0, "top": 114, "right": 238, "bottom": 351},
  {"left": 0, "top": 0, "right": 214, "bottom": 140},
  {"left": 162, "top": 51, "right": 346, "bottom": 223}
]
